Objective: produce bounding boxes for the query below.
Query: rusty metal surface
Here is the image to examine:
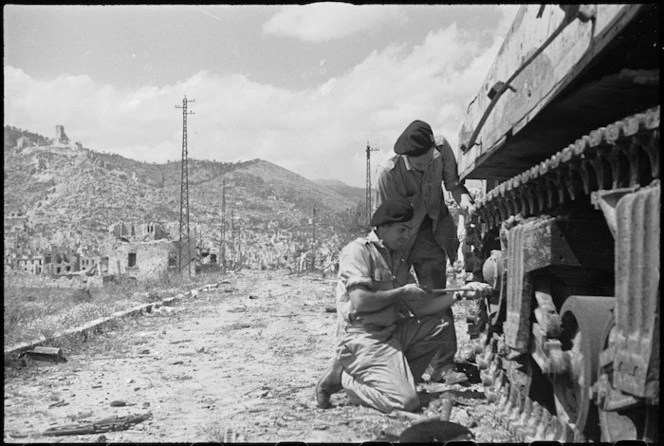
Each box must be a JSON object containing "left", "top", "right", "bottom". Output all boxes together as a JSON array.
[
  {"left": 504, "top": 217, "right": 581, "bottom": 351},
  {"left": 477, "top": 361, "right": 586, "bottom": 442},
  {"left": 472, "top": 107, "right": 660, "bottom": 234},
  {"left": 458, "top": 5, "right": 657, "bottom": 180},
  {"left": 504, "top": 222, "right": 530, "bottom": 352},
  {"left": 613, "top": 182, "right": 660, "bottom": 399}
]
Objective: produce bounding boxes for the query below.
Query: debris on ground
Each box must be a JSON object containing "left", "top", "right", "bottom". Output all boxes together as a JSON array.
[
  {"left": 18, "top": 346, "right": 67, "bottom": 366},
  {"left": 43, "top": 412, "right": 152, "bottom": 436},
  {"left": 4, "top": 271, "right": 517, "bottom": 443}
]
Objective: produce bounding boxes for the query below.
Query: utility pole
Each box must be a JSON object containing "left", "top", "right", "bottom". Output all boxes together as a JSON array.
[
  {"left": 220, "top": 178, "right": 226, "bottom": 273},
  {"left": 366, "top": 142, "right": 379, "bottom": 228},
  {"left": 311, "top": 207, "right": 316, "bottom": 272},
  {"left": 237, "top": 218, "right": 243, "bottom": 270},
  {"left": 230, "top": 209, "right": 235, "bottom": 269},
  {"left": 175, "top": 95, "right": 195, "bottom": 276}
]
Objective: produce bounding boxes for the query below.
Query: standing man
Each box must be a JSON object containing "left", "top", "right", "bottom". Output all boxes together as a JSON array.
[
  {"left": 315, "top": 197, "right": 490, "bottom": 412},
  {"left": 375, "top": 120, "right": 475, "bottom": 384}
]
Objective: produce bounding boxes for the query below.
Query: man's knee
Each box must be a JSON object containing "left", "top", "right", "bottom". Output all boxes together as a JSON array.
[
  {"left": 402, "top": 394, "right": 420, "bottom": 412},
  {"left": 387, "top": 391, "right": 420, "bottom": 413}
]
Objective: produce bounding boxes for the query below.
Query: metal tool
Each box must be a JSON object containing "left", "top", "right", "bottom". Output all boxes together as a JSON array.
[{"left": 428, "top": 287, "right": 467, "bottom": 294}]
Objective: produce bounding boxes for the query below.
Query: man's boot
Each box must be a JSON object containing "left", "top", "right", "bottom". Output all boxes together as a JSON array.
[{"left": 315, "top": 357, "right": 343, "bottom": 409}]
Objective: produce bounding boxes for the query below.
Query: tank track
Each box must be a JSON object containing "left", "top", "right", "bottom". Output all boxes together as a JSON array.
[
  {"left": 466, "top": 106, "right": 660, "bottom": 442},
  {"left": 472, "top": 106, "right": 660, "bottom": 232},
  {"left": 473, "top": 337, "right": 588, "bottom": 442}
]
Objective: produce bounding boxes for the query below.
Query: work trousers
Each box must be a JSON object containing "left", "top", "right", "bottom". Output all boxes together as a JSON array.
[
  {"left": 338, "top": 315, "right": 451, "bottom": 413},
  {"left": 408, "top": 221, "right": 457, "bottom": 375}
]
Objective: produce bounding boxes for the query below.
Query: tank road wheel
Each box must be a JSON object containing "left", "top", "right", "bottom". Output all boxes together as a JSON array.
[
  {"left": 597, "top": 316, "right": 660, "bottom": 443},
  {"left": 599, "top": 405, "right": 660, "bottom": 443},
  {"left": 552, "top": 295, "right": 615, "bottom": 440}
]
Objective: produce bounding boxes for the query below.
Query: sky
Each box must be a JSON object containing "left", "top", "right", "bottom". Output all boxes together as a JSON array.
[{"left": 4, "top": 4, "right": 520, "bottom": 187}]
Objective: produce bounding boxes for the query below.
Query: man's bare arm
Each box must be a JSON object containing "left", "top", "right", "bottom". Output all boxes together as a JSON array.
[{"left": 349, "top": 283, "right": 427, "bottom": 313}]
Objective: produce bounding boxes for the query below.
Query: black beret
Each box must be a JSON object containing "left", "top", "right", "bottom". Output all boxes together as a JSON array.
[
  {"left": 394, "top": 120, "right": 434, "bottom": 156},
  {"left": 371, "top": 197, "right": 414, "bottom": 227}
]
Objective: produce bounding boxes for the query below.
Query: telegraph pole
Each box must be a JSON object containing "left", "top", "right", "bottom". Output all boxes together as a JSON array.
[
  {"left": 175, "top": 95, "right": 195, "bottom": 276},
  {"left": 366, "top": 142, "right": 379, "bottom": 228},
  {"left": 311, "top": 207, "right": 316, "bottom": 271},
  {"left": 230, "top": 209, "right": 235, "bottom": 269},
  {"left": 220, "top": 178, "right": 226, "bottom": 273},
  {"left": 237, "top": 217, "right": 243, "bottom": 270}
]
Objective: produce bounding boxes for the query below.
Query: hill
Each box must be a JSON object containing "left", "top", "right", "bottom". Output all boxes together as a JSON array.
[
  {"left": 313, "top": 179, "right": 366, "bottom": 204},
  {"left": 3, "top": 126, "right": 360, "bottom": 267}
]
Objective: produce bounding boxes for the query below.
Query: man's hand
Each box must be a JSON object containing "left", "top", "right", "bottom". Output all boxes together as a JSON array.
[
  {"left": 457, "top": 282, "right": 492, "bottom": 300},
  {"left": 458, "top": 193, "right": 475, "bottom": 217},
  {"left": 401, "top": 283, "right": 430, "bottom": 302}
]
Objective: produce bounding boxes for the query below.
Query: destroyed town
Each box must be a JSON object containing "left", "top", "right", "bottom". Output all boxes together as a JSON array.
[{"left": 4, "top": 4, "right": 660, "bottom": 444}]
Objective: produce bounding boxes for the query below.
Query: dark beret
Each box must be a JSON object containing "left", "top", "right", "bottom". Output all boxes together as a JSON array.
[
  {"left": 394, "top": 120, "right": 434, "bottom": 156},
  {"left": 370, "top": 197, "right": 414, "bottom": 227}
]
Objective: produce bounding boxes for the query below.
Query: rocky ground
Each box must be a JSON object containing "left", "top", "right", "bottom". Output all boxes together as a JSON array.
[{"left": 4, "top": 270, "right": 515, "bottom": 443}]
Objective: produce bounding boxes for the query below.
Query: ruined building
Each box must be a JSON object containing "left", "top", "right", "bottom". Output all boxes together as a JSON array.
[
  {"left": 16, "top": 253, "right": 43, "bottom": 275},
  {"left": 42, "top": 250, "right": 80, "bottom": 275},
  {"left": 106, "top": 222, "right": 197, "bottom": 280},
  {"left": 55, "top": 125, "right": 69, "bottom": 145},
  {"left": 51, "top": 124, "right": 82, "bottom": 149},
  {"left": 109, "top": 222, "right": 169, "bottom": 242}
]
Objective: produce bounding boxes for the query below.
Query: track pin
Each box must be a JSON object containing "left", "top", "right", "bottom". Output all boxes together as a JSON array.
[
  {"left": 480, "top": 369, "right": 493, "bottom": 386},
  {"left": 485, "top": 387, "right": 499, "bottom": 403}
]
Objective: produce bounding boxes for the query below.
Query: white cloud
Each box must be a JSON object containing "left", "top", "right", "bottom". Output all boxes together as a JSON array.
[
  {"left": 262, "top": 3, "right": 403, "bottom": 42},
  {"left": 4, "top": 11, "right": 513, "bottom": 188}
]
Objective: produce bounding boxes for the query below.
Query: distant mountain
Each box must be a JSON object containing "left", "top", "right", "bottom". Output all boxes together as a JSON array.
[
  {"left": 314, "top": 179, "right": 366, "bottom": 204},
  {"left": 3, "top": 126, "right": 358, "bottom": 262}
]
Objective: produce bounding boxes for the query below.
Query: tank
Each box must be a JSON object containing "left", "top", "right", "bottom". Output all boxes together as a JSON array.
[{"left": 456, "top": 5, "right": 659, "bottom": 443}]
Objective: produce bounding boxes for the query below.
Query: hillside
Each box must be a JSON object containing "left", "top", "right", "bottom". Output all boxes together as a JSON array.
[
  {"left": 313, "top": 179, "right": 365, "bottom": 204},
  {"left": 3, "top": 126, "right": 360, "bottom": 262}
]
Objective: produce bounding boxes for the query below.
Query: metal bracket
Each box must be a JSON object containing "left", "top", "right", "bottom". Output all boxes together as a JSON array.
[
  {"left": 531, "top": 323, "right": 570, "bottom": 375},
  {"left": 590, "top": 186, "right": 640, "bottom": 239}
]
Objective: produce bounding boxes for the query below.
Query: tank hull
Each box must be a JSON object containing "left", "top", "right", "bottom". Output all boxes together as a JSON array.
[{"left": 456, "top": 4, "right": 660, "bottom": 442}]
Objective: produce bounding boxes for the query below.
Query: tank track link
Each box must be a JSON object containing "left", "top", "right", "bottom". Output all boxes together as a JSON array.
[
  {"left": 472, "top": 106, "right": 660, "bottom": 232},
  {"left": 473, "top": 337, "right": 588, "bottom": 442},
  {"left": 465, "top": 106, "right": 660, "bottom": 442}
]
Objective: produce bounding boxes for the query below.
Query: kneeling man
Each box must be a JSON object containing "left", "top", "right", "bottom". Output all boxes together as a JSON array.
[{"left": 315, "top": 197, "right": 490, "bottom": 413}]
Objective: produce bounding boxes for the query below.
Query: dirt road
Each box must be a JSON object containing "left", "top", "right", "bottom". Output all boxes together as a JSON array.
[{"left": 4, "top": 270, "right": 514, "bottom": 443}]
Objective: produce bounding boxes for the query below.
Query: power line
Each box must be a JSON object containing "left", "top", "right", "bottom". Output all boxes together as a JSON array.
[{"left": 175, "top": 95, "right": 195, "bottom": 276}]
